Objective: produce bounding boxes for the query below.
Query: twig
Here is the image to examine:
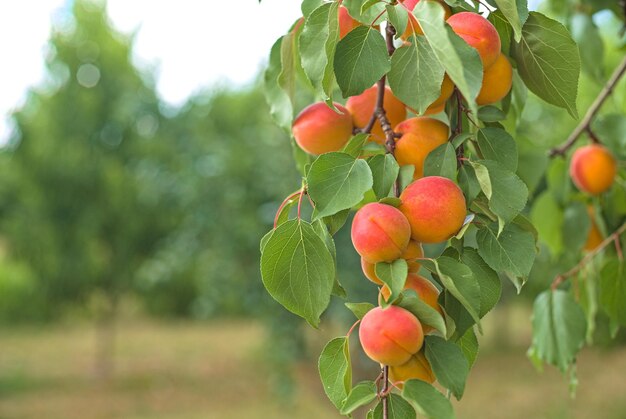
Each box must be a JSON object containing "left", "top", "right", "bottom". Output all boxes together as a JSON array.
[
  {"left": 453, "top": 89, "right": 465, "bottom": 167},
  {"left": 551, "top": 222, "right": 626, "bottom": 290},
  {"left": 549, "top": 55, "right": 626, "bottom": 157},
  {"left": 382, "top": 365, "right": 390, "bottom": 419}
]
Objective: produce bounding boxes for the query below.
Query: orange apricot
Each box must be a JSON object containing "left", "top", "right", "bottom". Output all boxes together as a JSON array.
[
  {"left": 400, "top": 176, "right": 467, "bottom": 243},
  {"left": 351, "top": 203, "right": 411, "bottom": 263},
  {"left": 346, "top": 86, "right": 406, "bottom": 144},
  {"left": 292, "top": 102, "right": 353, "bottom": 155},
  {"left": 584, "top": 206, "right": 604, "bottom": 251},
  {"left": 389, "top": 350, "right": 436, "bottom": 387},
  {"left": 359, "top": 305, "right": 424, "bottom": 366},
  {"left": 394, "top": 117, "right": 450, "bottom": 179},
  {"left": 476, "top": 54, "right": 512, "bottom": 105},
  {"left": 339, "top": 6, "right": 360, "bottom": 39},
  {"left": 569, "top": 144, "right": 617, "bottom": 195},
  {"left": 447, "top": 12, "right": 501, "bottom": 69}
]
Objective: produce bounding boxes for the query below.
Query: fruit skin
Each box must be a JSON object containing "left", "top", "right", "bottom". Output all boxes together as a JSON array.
[
  {"left": 401, "top": 0, "right": 452, "bottom": 38},
  {"left": 361, "top": 241, "right": 423, "bottom": 284},
  {"left": 339, "top": 6, "right": 360, "bottom": 39},
  {"left": 447, "top": 12, "right": 501, "bottom": 69},
  {"left": 359, "top": 305, "right": 424, "bottom": 366},
  {"left": 389, "top": 350, "right": 435, "bottom": 387},
  {"left": 346, "top": 86, "right": 406, "bottom": 144},
  {"left": 569, "top": 144, "right": 617, "bottom": 195},
  {"left": 476, "top": 54, "right": 512, "bottom": 105},
  {"left": 584, "top": 206, "right": 604, "bottom": 251},
  {"left": 352, "top": 203, "right": 412, "bottom": 263},
  {"left": 400, "top": 176, "right": 467, "bottom": 243},
  {"left": 292, "top": 102, "right": 353, "bottom": 155},
  {"left": 395, "top": 117, "right": 450, "bottom": 179}
]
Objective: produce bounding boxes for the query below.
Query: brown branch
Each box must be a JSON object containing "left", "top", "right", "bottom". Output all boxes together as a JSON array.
[
  {"left": 382, "top": 365, "right": 390, "bottom": 419},
  {"left": 551, "top": 221, "right": 626, "bottom": 290},
  {"left": 549, "top": 55, "right": 626, "bottom": 158},
  {"left": 453, "top": 89, "right": 465, "bottom": 167}
]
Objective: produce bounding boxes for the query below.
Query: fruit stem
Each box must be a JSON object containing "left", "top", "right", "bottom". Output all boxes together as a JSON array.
[{"left": 549, "top": 55, "right": 626, "bottom": 158}]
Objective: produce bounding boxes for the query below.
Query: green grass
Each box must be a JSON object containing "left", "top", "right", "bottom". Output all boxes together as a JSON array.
[{"left": 1, "top": 311, "right": 625, "bottom": 419}]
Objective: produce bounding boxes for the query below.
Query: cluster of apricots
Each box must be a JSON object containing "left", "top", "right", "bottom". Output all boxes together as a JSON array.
[
  {"left": 350, "top": 176, "right": 466, "bottom": 385},
  {"left": 293, "top": 5, "right": 511, "bottom": 173}
]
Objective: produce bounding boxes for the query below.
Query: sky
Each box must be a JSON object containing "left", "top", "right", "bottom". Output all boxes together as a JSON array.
[{"left": 0, "top": 0, "right": 303, "bottom": 143}]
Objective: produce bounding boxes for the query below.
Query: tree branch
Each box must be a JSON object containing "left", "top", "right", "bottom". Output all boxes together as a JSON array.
[
  {"left": 382, "top": 365, "right": 390, "bottom": 419},
  {"left": 549, "top": 55, "right": 626, "bottom": 158}
]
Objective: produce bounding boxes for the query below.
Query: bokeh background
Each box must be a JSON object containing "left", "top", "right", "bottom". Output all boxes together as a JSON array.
[{"left": 1, "top": 1, "right": 625, "bottom": 418}]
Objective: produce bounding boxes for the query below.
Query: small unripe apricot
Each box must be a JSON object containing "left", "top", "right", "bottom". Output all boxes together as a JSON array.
[
  {"left": 339, "top": 6, "right": 360, "bottom": 39},
  {"left": 361, "top": 241, "right": 423, "bottom": 284},
  {"left": 352, "top": 203, "right": 411, "bottom": 263},
  {"left": 389, "top": 350, "right": 435, "bottom": 387},
  {"left": 476, "top": 54, "right": 512, "bottom": 105},
  {"left": 346, "top": 86, "right": 406, "bottom": 144},
  {"left": 400, "top": 0, "right": 452, "bottom": 38},
  {"left": 359, "top": 305, "right": 424, "bottom": 366},
  {"left": 569, "top": 144, "right": 617, "bottom": 195},
  {"left": 395, "top": 117, "right": 450, "bottom": 179},
  {"left": 400, "top": 176, "right": 467, "bottom": 243},
  {"left": 292, "top": 102, "right": 353, "bottom": 155},
  {"left": 447, "top": 12, "right": 501, "bottom": 69}
]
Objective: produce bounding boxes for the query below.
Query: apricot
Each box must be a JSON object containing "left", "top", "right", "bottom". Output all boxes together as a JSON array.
[
  {"left": 352, "top": 203, "right": 411, "bottom": 263},
  {"left": 292, "top": 102, "right": 353, "bottom": 155},
  {"left": 359, "top": 305, "right": 424, "bottom": 366},
  {"left": 400, "top": 0, "right": 452, "bottom": 39},
  {"left": 361, "top": 241, "right": 423, "bottom": 284},
  {"left": 338, "top": 6, "right": 360, "bottom": 39},
  {"left": 476, "top": 54, "right": 512, "bottom": 105},
  {"left": 346, "top": 85, "right": 406, "bottom": 144},
  {"left": 569, "top": 144, "right": 617, "bottom": 195},
  {"left": 389, "top": 350, "right": 435, "bottom": 387},
  {"left": 584, "top": 206, "right": 604, "bottom": 251},
  {"left": 381, "top": 274, "right": 441, "bottom": 313},
  {"left": 407, "top": 75, "right": 454, "bottom": 116},
  {"left": 395, "top": 117, "right": 450, "bottom": 179},
  {"left": 400, "top": 176, "right": 467, "bottom": 243},
  {"left": 447, "top": 12, "right": 501, "bottom": 69}
]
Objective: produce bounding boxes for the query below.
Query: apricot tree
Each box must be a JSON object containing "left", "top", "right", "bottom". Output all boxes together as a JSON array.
[{"left": 260, "top": 0, "right": 625, "bottom": 417}]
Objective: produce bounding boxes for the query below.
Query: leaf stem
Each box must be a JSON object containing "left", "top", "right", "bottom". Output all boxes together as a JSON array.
[
  {"left": 346, "top": 319, "right": 361, "bottom": 338},
  {"left": 274, "top": 190, "right": 305, "bottom": 228}
]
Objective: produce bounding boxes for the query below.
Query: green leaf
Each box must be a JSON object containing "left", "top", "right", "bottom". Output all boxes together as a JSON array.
[
  {"left": 368, "top": 154, "right": 400, "bottom": 199},
  {"left": 319, "top": 337, "right": 352, "bottom": 409},
  {"left": 493, "top": 0, "right": 528, "bottom": 42},
  {"left": 398, "top": 165, "right": 415, "bottom": 192},
  {"left": 562, "top": 201, "right": 590, "bottom": 255},
  {"left": 458, "top": 328, "right": 479, "bottom": 368},
  {"left": 323, "top": 209, "right": 351, "bottom": 236},
  {"left": 476, "top": 127, "right": 518, "bottom": 172},
  {"left": 423, "top": 142, "right": 457, "bottom": 180},
  {"left": 570, "top": 13, "right": 604, "bottom": 83},
  {"left": 345, "top": 302, "right": 375, "bottom": 320},
  {"left": 264, "top": 37, "right": 293, "bottom": 130},
  {"left": 375, "top": 259, "right": 408, "bottom": 306},
  {"left": 340, "top": 381, "right": 378, "bottom": 415},
  {"left": 334, "top": 26, "right": 391, "bottom": 97},
  {"left": 312, "top": 219, "right": 346, "bottom": 298},
  {"left": 307, "top": 152, "right": 373, "bottom": 219},
  {"left": 477, "top": 106, "right": 506, "bottom": 122},
  {"left": 458, "top": 164, "right": 481, "bottom": 203},
  {"left": 402, "top": 379, "right": 454, "bottom": 419},
  {"left": 260, "top": 229, "right": 274, "bottom": 253},
  {"left": 299, "top": 2, "right": 340, "bottom": 104},
  {"left": 373, "top": 393, "right": 416, "bottom": 419},
  {"left": 278, "top": 30, "right": 298, "bottom": 112},
  {"left": 462, "top": 248, "right": 501, "bottom": 317},
  {"left": 425, "top": 335, "right": 469, "bottom": 399},
  {"left": 274, "top": 194, "right": 299, "bottom": 227},
  {"left": 361, "top": 0, "right": 382, "bottom": 14},
  {"left": 387, "top": 35, "right": 444, "bottom": 114},
  {"left": 489, "top": 10, "right": 513, "bottom": 56},
  {"left": 302, "top": 0, "right": 324, "bottom": 16},
  {"left": 261, "top": 220, "right": 335, "bottom": 327},
  {"left": 594, "top": 114, "right": 626, "bottom": 160},
  {"left": 600, "top": 259, "right": 626, "bottom": 326},
  {"left": 379, "top": 197, "right": 402, "bottom": 207},
  {"left": 512, "top": 12, "right": 580, "bottom": 118},
  {"left": 530, "top": 191, "right": 563, "bottom": 256},
  {"left": 476, "top": 223, "right": 536, "bottom": 292},
  {"left": 397, "top": 291, "right": 447, "bottom": 335},
  {"left": 386, "top": 3, "right": 409, "bottom": 36},
  {"left": 530, "top": 290, "right": 587, "bottom": 372},
  {"left": 343, "top": 133, "right": 370, "bottom": 158},
  {"left": 414, "top": 0, "right": 483, "bottom": 114}
]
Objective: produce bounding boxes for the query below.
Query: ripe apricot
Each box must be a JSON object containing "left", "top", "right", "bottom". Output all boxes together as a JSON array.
[
  {"left": 569, "top": 144, "right": 617, "bottom": 195},
  {"left": 361, "top": 241, "right": 423, "bottom": 284},
  {"left": 352, "top": 203, "right": 411, "bottom": 263},
  {"left": 292, "top": 102, "right": 353, "bottom": 155},
  {"left": 346, "top": 86, "right": 406, "bottom": 144},
  {"left": 400, "top": 176, "right": 467, "bottom": 243},
  {"left": 400, "top": 0, "right": 452, "bottom": 38},
  {"left": 476, "top": 54, "right": 512, "bottom": 105},
  {"left": 395, "top": 117, "right": 450, "bottom": 179},
  {"left": 447, "top": 12, "right": 501, "bottom": 69},
  {"left": 389, "top": 350, "right": 435, "bottom": 387},
  {"left": 359, "top": 305, "right": 424, "bottom": 366},
  {"left": 339, "top": 6, "right": 360, "bottom": 39}
]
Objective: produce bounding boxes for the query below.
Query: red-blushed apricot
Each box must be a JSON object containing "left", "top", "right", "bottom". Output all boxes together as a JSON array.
[
  {"left": 339, "top": 6, "right": 360, "bottom": 39},
  {"left": 292, "top": 102, "right": 353, "bottom": 155},
  {"left": 402, "top": 240, "right": 424, "bottom": 273},
  {"left": 584, "top": 205, "right": 604, "bottom": 251},
  {"left": 476, "top": 54, "right": 512, "bottom": 105},
  {"left": 569, "top": 144, "right": 617, "bottom": 195},
  {"left": 352, "top": 203, "right": 411, "bottom": 263},
  {"left": 359, "top": 305, "right": 424, "bottom": 366},
  {"left": 400, "top": 0, "right": 452, "bottom": 38},
  {"left": 400, "top": 176, "right": 467, "bottom": 243},
  {"left": 389, "top": 350, "right": 435, "bottom": 387},
  {"left": 395, "top": 117, "right": 450, "bottom": 179},
  {"left": 447, "top": 12, "right": 501, "bottom": 69},
  {"left": 346, "top": 86, "right": 406, "bottom": 144},
  {"left": 408, "top": 75, "right": 455, "bottom": 116}
]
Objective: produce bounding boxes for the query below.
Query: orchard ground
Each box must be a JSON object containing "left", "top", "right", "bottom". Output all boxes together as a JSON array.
[{"left": 2, "top": 307, "right": 626, "bottom": 419}]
